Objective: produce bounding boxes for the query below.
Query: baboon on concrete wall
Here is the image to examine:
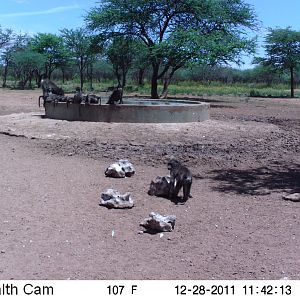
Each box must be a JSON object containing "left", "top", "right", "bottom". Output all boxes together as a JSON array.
[
  {"left": 73, "top": 87, "right": 83, "bottom": 104},
  {"left": 86, "top": 93, "right": 101, "bottom": 105},
  {"left": 73, "top": 88, "right": 101, "bottom": 105},
  {"left": 39, "top": 79, "right": 65, "bottom": 107},
  {"left": 167, "top": 159, "right": 193, "bottom": 202},
  {"left": 106, "top": 88, "right": 123, "bottom": 105},
  {"left": 40, "top": 79, "right": 64, "bottom": 97}
]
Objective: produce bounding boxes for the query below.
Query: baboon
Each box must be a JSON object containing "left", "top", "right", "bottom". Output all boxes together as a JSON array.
[
  {"left": 106, "top": 87, "right": 123, "bottom": 105},
  {"left": 86, "top": 93, "right": 101, "bottom": 105},
  {"left": 39, "top": 79, "right": 64, "bottom": 107},
  {"left": 40, "top": 78, "right": 64, "bottom": 96},
  {"left": 73, "top": 87, "right": 83, "bottom": 104},
  {"left": 72, "top": 88, "right": 101, "bottom": 105},
  {"left": 167, "top": 159, "right": 193, "bottom": 202}
]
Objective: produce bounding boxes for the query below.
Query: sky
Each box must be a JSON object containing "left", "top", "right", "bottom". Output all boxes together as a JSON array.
[
  {"left": 0, "top": 0, "right": 96, "bottom": 34},
  {"left": 1, "top": 0, "right": 300, "bottom": 68}
]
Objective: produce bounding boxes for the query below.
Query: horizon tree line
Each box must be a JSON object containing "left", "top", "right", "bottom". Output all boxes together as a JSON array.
[{"left": 1, "top": 1, "right": 300, "bottom": 97}]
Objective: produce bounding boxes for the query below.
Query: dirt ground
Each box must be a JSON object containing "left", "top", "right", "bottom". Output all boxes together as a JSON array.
[{"left": 0, "top": 89, "right": 299, "bottom": 280}]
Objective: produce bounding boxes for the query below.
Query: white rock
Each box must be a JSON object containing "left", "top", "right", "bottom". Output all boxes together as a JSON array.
[
  {"left": 118, "top": 159, "right": 135, "bottom": 177},
  {"left": 148, "top": 176, "right": 171, "bottom": 197},
  {"left": 140, "top": 212, "right": 176, "bottom": 232},
  {"left": 100, "top": 188, "right": 134, "bottom": 209},
  {"left": 105, "top": 159, "right": 135, "bottom": 178},
  {"left": 105, "top": 163, "right": 126, "bottom": 178},
  {"left": 282, "top": 193, "right": 300, "bottom": 202}
]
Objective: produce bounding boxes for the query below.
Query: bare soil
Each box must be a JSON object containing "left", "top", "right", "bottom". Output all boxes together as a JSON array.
[{"left": 0, "top": 89, "right": 299, "bottom": 280}]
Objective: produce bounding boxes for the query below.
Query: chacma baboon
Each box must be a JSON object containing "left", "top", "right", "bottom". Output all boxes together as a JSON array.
[
  {"left": 167, "top": 159, "right": 193, "bottom": 202},
  {"left": 40, "top": 78, "right": 64, "bottom": 96},
  {"left": 86, "top": 93, "right": 101, "bottom": 105},
  {"left": 73, "top": 87, "right": 83, "bottom": 104},
  {"left": 106, "top": 87, "right": 123, "bottom": 105},
  {"left": 39, "top": 79, "right": 65, "bottom": 107}
]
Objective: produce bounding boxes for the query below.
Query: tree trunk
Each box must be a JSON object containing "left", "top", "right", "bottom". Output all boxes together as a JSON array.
[
  {"left": 122, "top": 68, "right": 127, "bottom": 89},
  {"left": 115, "top": 70, "right": 121, "bottom": 87},
  {"left": 160, "top": 67, "right": 178, "bottom": 99},
  {"left": 160, "top": 77, "right": 171, "bottom": 99},
  {"left": 80, "top": 57, "right": 84, "bottom": 91},
  {"left": 138, "top": 68, "right": 145, "bottom": 86},
  {"left": 29, "top": 73, "right": 33, "bottom": 89},
  {"left": 61, "top": 68, "right": 65, "bottom": 84},
  {"left": 290, "top": 67, "right": 295, "bottom": 98},
  {"left": 151, "top": 64, "right": 159, "bottom": 99},
  {"left": 87, "top": 63, "right": 93, "bottom": 91},
  {"left": 2, "top": 63, "right": 8, "bottom": 88}
]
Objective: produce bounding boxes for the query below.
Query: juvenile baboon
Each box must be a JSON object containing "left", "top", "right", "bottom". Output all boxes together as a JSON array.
[
  {"left": 167, "top": 159, "right": 193, "bottom": 202},
  {"left": 106, "top": 87, "right": 123, "bottom": 105}
]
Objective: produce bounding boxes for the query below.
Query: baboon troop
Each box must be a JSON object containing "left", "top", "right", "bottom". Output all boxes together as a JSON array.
[
  {"left": 38, "top": 80, "right": 131, "bottom": 107},
  {"left": 38, "top": 80, "right": 101, "bottom": 106},
  {"left": 167, "top": 159, "right": 193, "bottom": 202},
  {"left": 106, "top": 87, "right": 123, "bottom": 105}
]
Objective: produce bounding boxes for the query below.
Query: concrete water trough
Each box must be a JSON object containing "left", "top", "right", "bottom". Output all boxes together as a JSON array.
[{"left": 44, "top": 98, "right": 210, "bottom": 123}]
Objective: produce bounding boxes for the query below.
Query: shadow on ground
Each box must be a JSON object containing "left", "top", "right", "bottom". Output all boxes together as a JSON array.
[{"left": 210, "top": 163, "right": 300, "bottom": 195}]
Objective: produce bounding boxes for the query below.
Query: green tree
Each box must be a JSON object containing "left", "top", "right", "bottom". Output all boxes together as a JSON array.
[
  {"left": 106, "top": 36, "right": 138, "bottom": 88},
  {"left": 1, "top": 26, "right": 14, "bottom": 87},
  {"left": 254, "top": 27, "right": 300, "bottom": 98},
  {"left": 132, "top": 41, "right": 149, "bottom": 86},
  {"left": 0, "top": 25, "right": 13, "bottom": 49},
  {"left": 1, "top": 31, "right": 30, "bottom": 87},
  {"left": 11, "top": 49, "right": 46, "bottom": 89},
  {"left": 86, "top": 0, "right": 257, "bottom": 98},
  {"left": 30, "top": 33, "right": 68, "bottom": 81},
  {"left": 60, "top": 28, "right": 97, "bottom": 90}
]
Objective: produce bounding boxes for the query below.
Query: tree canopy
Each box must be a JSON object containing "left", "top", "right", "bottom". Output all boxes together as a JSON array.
[
  {"left": 11, "top": 49, "right": 45, "bottom": 89},
  {"left": 60, "top": 28, "right": 96, "bottom": 90},
  {"left": 106, "top": 36, "right": 141, "bottom": 88},
  {"left": 30, "top": 33, "right": 68, "bottom": 80},
  {"left": 86, "top": 0, "right": 258, "bottom": 98},
  {"left": 254, "top": 27, "right": 300, "bottom": 98}
]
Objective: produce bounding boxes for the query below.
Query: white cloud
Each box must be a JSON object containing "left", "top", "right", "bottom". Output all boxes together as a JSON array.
[
  {"left": 13, "top": 0, "right": 28, "bottom": 3},
  {"left": 0, "top": 4, "right": 80, "bottom": 18}
]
